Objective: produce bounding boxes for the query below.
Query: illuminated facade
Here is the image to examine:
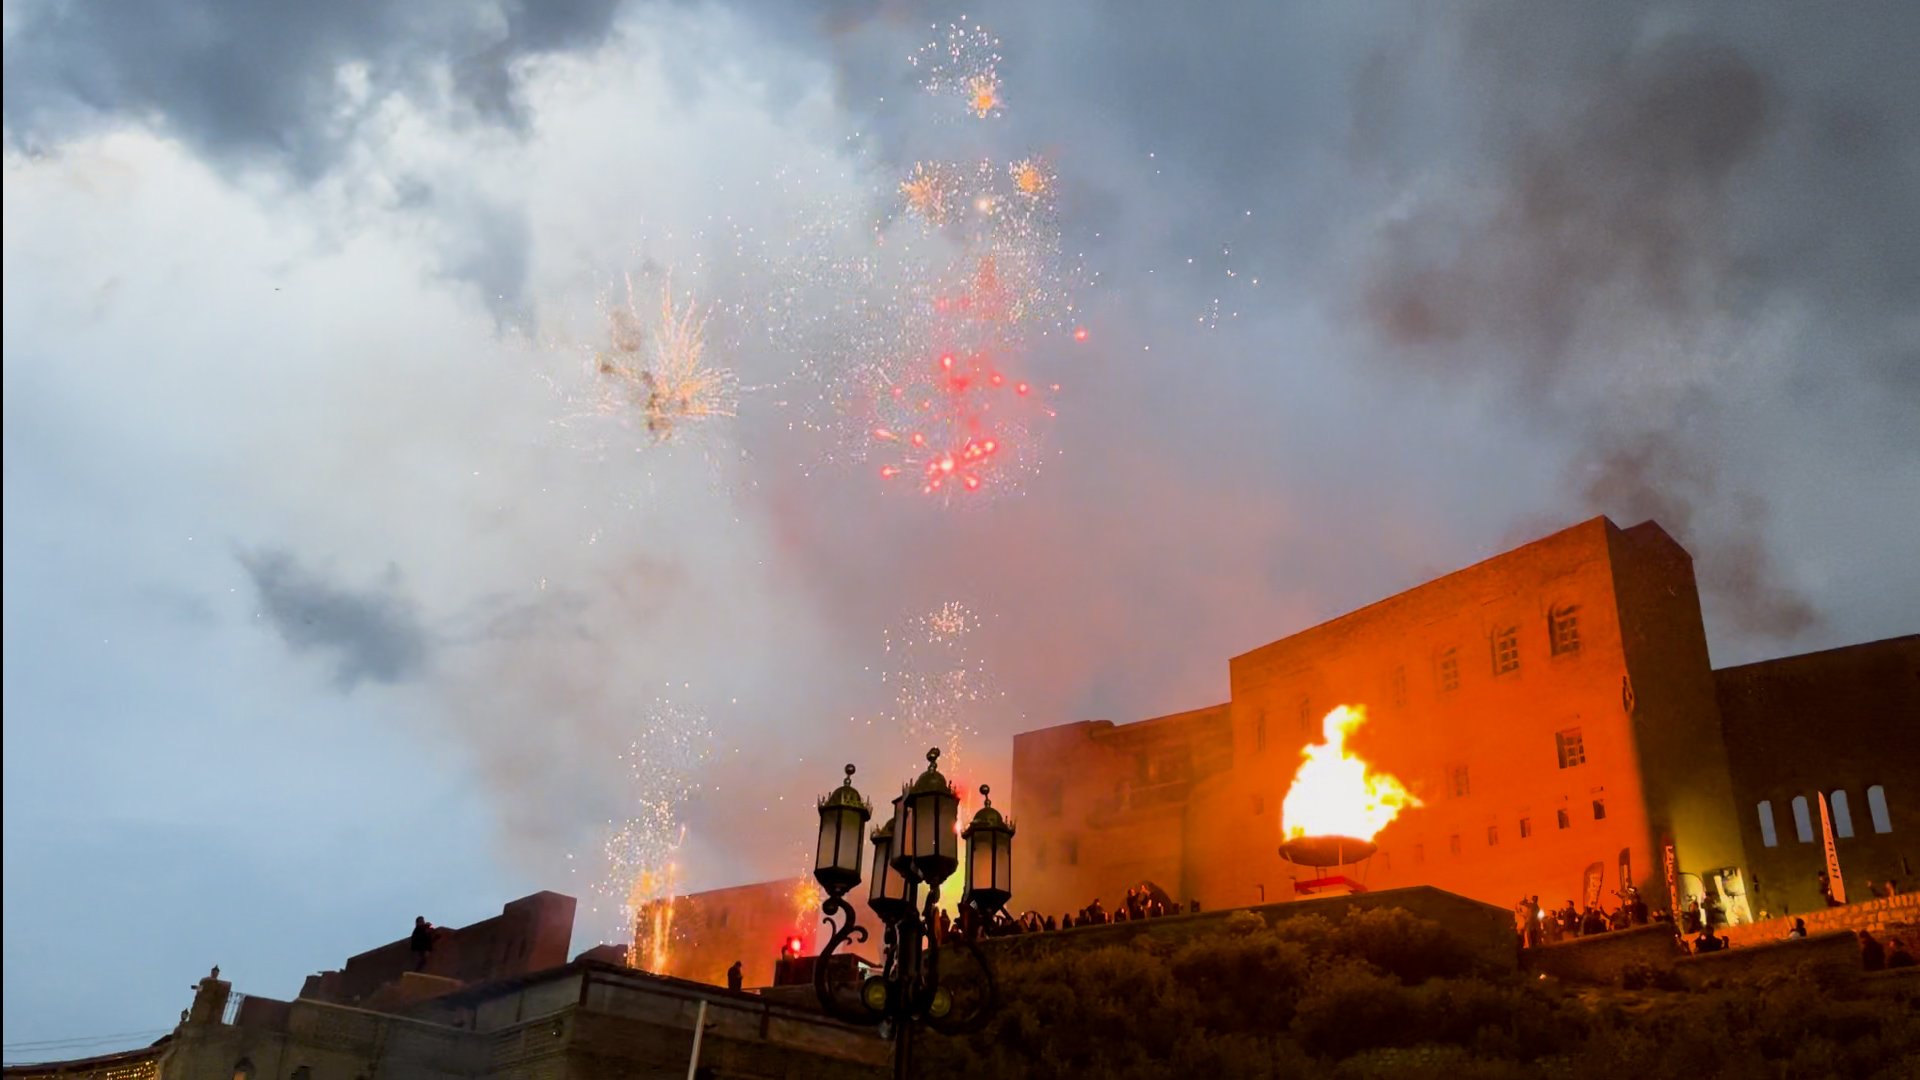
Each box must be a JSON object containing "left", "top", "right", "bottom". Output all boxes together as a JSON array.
[{"left": 1012, "top": 517, "right": 1916, "bottom": 924}]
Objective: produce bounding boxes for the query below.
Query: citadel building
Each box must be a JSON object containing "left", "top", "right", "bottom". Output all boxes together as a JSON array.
[{"left": 1011, "top": 517, "right": 1919, "bottom": 924}]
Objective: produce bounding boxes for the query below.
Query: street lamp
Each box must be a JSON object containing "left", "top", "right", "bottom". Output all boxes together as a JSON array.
[{"left": 810, "top": 748, "right": 1008, "bottom": 1079}]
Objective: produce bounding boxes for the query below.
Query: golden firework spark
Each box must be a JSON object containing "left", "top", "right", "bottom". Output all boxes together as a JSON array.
[
  {"left": 595, "top": 278, "right": 737, "bottom": 443},
  {"left": 967, "top": 73, "right": 1002, "bottom": 119},
  {"left": 1011, "top": 157, "right": 1051, "bottom": 198},
  {"left": 900, "top": 162, "right": 959, "bottom": 225}
]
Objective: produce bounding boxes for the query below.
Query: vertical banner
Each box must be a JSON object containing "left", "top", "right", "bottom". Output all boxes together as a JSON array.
[
  {"left": 1583, "top": 862, "right": 1605, "bottom": 910},
  {"left": 1819, "top": 792, "right": 1848, "bottom": 905},
  {"left": 1663, "top": 839, "right": 1680, "bottom": 931},
  {"left": 1618, "top": 847, "right": 1633, "bottom": 894}
]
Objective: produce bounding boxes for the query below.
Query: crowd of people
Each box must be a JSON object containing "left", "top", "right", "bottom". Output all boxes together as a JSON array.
[
  {"left": 1512, "top": 889, "right": 1658, "bottom": 949},
  {"left": 929, "top": 886, "right": 1201, "bottom": 943}
]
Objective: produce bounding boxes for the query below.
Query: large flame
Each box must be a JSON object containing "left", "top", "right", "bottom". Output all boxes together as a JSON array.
[{"left": 1279, "top": 705, "right": 1420, "bottom": 842}]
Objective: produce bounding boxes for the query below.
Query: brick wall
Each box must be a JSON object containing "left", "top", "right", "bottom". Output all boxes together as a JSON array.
[{"left": 1719, "top": 891, "right": 1920, "bottom": 949}]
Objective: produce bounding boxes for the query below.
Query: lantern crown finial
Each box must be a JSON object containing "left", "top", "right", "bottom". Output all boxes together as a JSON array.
[
  {"left": 907, "top": 747, "right": 955, "bottom": 798},
  {"left": 979, "top": 783, "right": 992, "bottom": 807},
  {"left": 818, "top": 764, "right": 871, "bottom": 815},
  {"left": 964, "top": 785, "right": 1012, "bottom": 835}
]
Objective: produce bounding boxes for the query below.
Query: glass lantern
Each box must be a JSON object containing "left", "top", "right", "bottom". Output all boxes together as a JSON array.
[
  {"left": 899, "top": 749, "right": 960, "bottom": 886},
  {"left": 962, "top": 784, "right": 1015, "bottom": 915},
  {"left": 867, "top": 817, "right": 912, "bottom": 922},
  {"left": 814, "top": 764, "right": 870, "bottom": 897}
]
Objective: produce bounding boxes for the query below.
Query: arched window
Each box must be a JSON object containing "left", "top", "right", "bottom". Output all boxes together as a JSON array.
[
  {"left": 1867, "top": 785, "right": 1893, "bottom": 833},
  {"left": 1792, "top": 796, "right": 1814, "bottom": 843},
  {"left": 1831, "top": 791, "right": 1855, "bottom": 839},
  {"left": 1757, "top": 801, "right": 1778, "bottom": 847}
]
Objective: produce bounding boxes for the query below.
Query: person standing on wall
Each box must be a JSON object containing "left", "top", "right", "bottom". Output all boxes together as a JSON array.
[{"left": 410, "top": 917, "right": 438, "bottom": 972}]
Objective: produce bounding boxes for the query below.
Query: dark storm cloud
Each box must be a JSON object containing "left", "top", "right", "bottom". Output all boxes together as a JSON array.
[
  {"left": 238, "top": 547, "right": 431, "bottom": 690},
  {"left": 1350, "top": 3, "right": 1920, "bottom": 638},
  {"left": 2, "top": 0, "right": 625, "bottom": 172}
]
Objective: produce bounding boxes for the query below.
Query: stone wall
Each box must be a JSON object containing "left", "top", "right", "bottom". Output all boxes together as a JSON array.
[
  {"left": 981, "top": 886, "right": 1518, "bottom": 974},
  {"left": 1526, "top": 924, "right": 1682, "bottom": 985},
  {"left": 1671, "top": 930, "right": 1862, "bottom": 990},
  {"left": 1718, "top": 891, "right": 1920, "bottom": 949},
  {"left": 300, "top": 891, "right": 577, "bottom": 1005}
]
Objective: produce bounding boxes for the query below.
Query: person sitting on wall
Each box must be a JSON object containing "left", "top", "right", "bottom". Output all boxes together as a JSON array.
[
  {"left": 1818, "top": 871, "right": 1842, "bottom": 907},
  {"left": 410, "top": 917, "right": 438, "bottom": 972},
  {"left": 1788, "top": 918, "right": 1808, "bottom": 939},
  {"left": 726, "top": 960, "right": 743, "bottom": 992},
  {"left": 1693, "top": 928, "right": 1724, "bottom": 954},
  {"left": 1875, "top": 878, "right": 1898, "bottom": 899},
  {"left": 1887, "top": 939, "right": 1917, "bottom": 968},
  {"left": 1627, "top": 890, "right": 1649, "bottom": 925},
  {"left": 1859, "top": 931, "right": 1886, "bottom": 971}
]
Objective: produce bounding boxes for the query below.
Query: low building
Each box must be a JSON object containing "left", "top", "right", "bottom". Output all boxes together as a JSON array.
[{"left": 4, "top": 893, "right": 887, "bottom": 1080}]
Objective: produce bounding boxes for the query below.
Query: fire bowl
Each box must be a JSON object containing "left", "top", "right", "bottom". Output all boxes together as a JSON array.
[{"left": 1278, "top": 835, "right": 1378, "bottom": 868}]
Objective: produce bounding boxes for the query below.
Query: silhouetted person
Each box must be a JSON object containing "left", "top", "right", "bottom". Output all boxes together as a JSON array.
[
  {"left": 1044, "top": 915, "right": 1056, "bottom": 931},
  {"left": 1693, "top": 928, "right": 1723, "bottom": 954},
  {"left": 1819, "top": 871, "right": 1842, "bottom": 907},
  {"left": 1860, "top": 931, "right": 1886, "bottom": 971},
  {"left": 1887, "top": 939, "right": 1917, "bottom": 968},
  {"left": 1189, "top": 899, "right": 1200, "bottom": 914},
  {"left": 1061, "top": 912, "right": 1075, "bottom": 929},
  {"left": 726, "top": 960, "right": 743, "bottom": 991},
  {"left": 936, "top": 908, "right": 952, "bottom": 943},
  {"left": 410, "top": 917, "right": 437, "bottom": 972},
  {"left": 1788, "top": 918, "right": 1807, "bottom": 939},
  {"left": 1627, "top": 891, "right": 1649, "bottom": 925}
]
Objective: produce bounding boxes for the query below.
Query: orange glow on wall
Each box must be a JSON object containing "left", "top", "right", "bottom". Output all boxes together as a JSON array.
[{"left": 1279, "top": 705, "right": 1420, "bottom": 842}]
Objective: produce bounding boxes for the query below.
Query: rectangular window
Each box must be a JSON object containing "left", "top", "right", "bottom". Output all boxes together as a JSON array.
[
  {"left": 1062, "top": 838, "right": 1079, "bottom": 866},
  {"left": 1450, "top": 765, "right": 1470, "bottom": 799},
  {"left": 1556, "top": 727, "right": 1587, "bottom": 769},
  {"left": 1550, "top": 604, "right": 1582, "bottom": 656},
  {"left": 1519, "top": 817, "right": 1532, "bottom": 839},
  {"left": 1391, "top": 665, "right": 1408, "bottom": 707},
  {"left": 1042, "top": 781, "right": 1063, "bottom": 817},
  {"left": 1439, "top": 648, "right": 1460, "bottom": 692},
  {"left": 1592, "top": 798, "right": 1607, "bottom": 821},
  {"left": 1251, "top": 794, "right": 1265, "bottom": 816},
  {"left": 1381, "top": 851, "right": 1391, "bottom": 871},
  {"left": 1493, "top": 626, "right": 1520, "bottom": 676},
  {"left": 1413, "top": 843, "right": 1425, "bottom": 864},
  {"left": 1557, "top": 809, "right": 1571, "bottom": 830},
  {"left": 1298, "top": 697, "right": 1312, "bottom": 732},
  {"left": 1035, "top": 842, "right": 1049, "bottom": 868},
  {"left": 1254, "top": 711, "right": 1267, "bottom": 753},
  {"left": 1487, "top": 825, "right": 1499, "bottom": 846},
  {"left": 1757, "top": 801, "right": 1778, "bottom": 848},
  {"left": 1448, "top": 834, "right": 1462, "bottom": 856}
]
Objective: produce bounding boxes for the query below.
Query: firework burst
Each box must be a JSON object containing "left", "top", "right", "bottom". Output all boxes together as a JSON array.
[
  {"left": 593, "top": 277, "right": 738, "bottom": 444},
  {"left": 911, "top": 18, "right": 1004, "bottom": 120}
]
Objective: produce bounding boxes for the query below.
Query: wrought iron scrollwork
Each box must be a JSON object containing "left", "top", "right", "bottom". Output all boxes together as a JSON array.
[{"left": 814, "top": 895, "right": 882, "bottom": 1026}]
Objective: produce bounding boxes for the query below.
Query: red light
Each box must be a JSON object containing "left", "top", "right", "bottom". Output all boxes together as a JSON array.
[
  {"left": 1074, "top": 326, "right": 1089, "bottom": 342},
  {"left": 785, "top": 936, "right": 804, "bottom": 957},
  {"left": 963, "top": 475, "right": 981, "bottom": 491},
  {"left": 880, "top": 465, "right": 899, "bottom": 479},
  {"left": 1015, "top": 382, "right": 1030, "bottom": 396}
]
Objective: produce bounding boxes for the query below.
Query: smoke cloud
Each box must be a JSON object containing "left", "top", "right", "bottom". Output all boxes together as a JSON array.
[{"left": 237, "top": 547, "right": 432, "bottom": 690}]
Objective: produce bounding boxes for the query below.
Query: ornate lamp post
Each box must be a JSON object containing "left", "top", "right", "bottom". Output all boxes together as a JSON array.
[{"left": 810, "top": 749, "right": 1011, "bottom": 1079}]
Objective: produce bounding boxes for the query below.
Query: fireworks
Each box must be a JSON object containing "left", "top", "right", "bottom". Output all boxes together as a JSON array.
[
  {"left": 911, "top": 18, "right": 1004, "bottom": 119},
  {"left": 874, "top": 602, "right": 1003, "bottom": 770},
  {"left": 593, "top": 277, "right": 738, "bottom": 443},
  {"left": 600, "top": 697, "right": 713, "bottom": 973}
]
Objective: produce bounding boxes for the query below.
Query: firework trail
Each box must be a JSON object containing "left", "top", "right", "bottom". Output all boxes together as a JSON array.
[{"left": 593, "top": 696, "right": 712, "bottom": 972}]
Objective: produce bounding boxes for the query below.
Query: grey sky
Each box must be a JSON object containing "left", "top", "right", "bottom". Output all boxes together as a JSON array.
[{"left": 6, "top": 0, "right": 1917, "bottom": 1051}]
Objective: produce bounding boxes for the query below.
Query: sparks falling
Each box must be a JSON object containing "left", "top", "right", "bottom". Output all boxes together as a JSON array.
[
  {"left": 599, "top": 697, "right": 712, "bottom": 973},
  {"left": 873, "top": 602, "right": 1002, "bottom": 771}
]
